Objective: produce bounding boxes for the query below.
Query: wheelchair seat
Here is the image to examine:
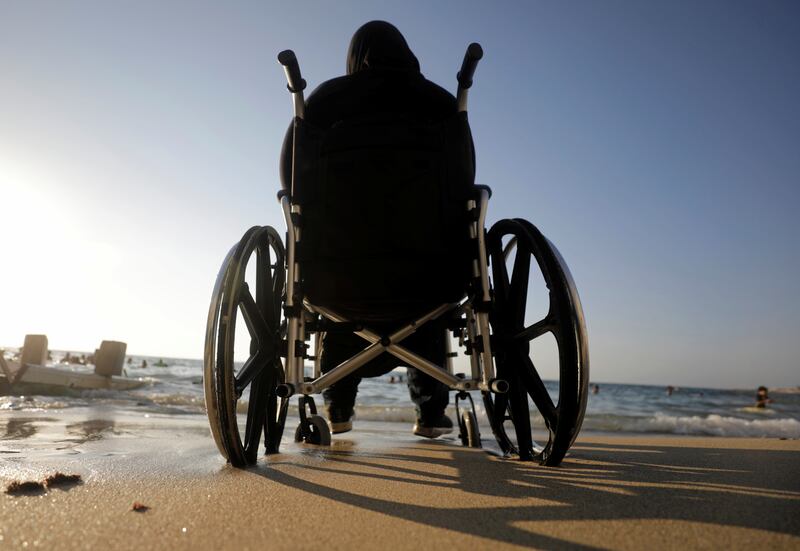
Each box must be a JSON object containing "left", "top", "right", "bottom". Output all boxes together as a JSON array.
[{"left": 290, "top": 112, "right": 477, "bottom": 322}]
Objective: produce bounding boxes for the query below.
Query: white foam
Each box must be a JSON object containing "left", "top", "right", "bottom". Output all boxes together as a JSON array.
[{"left": 584, "top": 412, "right": 800, "bottom": 438}]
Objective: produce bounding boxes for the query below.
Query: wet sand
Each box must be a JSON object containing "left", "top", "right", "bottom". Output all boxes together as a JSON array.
[{"left": 1, "top": 409, "right": 799, "bottom": 550}]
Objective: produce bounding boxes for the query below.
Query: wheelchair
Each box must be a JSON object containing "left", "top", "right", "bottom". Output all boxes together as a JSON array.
[{"left": 203, "top": 44, "right": 589, "bottom": 468}]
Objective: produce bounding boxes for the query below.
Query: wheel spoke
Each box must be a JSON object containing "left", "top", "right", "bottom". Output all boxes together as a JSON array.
[
  {"left": 506, "top": 364, "right": 534, "bottom": 460},
  {"left": 520, "top": 355, "right": 558, "bottom": 429},
  {"left": 508, "top": 243, "right": 531, "bottom": 325},
  {"left": 492, "top": 391, "right": 509, "bottom": 426},
  {"left": 266, "top": 389, "right": 290, "bottom": 454},
  {"left": 234, "top": 352, "right": 268, "bottom": 397},
  {"left": 513, "top": 314, "right": 556, "bottom": 342},
  {"left": 487, "top": 230, "right": 511, "bottom": 305},
  {"left": 492, "top": 255, "right": 511, "bottom": 310},
  {"left": 502, "top": 236, "right": 517, "bottom": 261},
  {"left": 482, "top": 365, "right": 520, "bottom": 456},
  {"left": 256, "top": 245, "right": 276, "bottom": 327},
  {"left": 243, "top": 373, "right": 267, "bottom": 460},
  {"left": 239, "top": 283, "right": 273, "bottom": 342},
  {"left": 264, "top": 391, "right": 282, "bottom": 453}
]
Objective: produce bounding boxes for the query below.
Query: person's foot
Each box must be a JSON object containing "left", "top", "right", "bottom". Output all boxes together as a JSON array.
[
  {"left": 413, "top": 413, "right": 454, "bottom": 439},
  {"left": 326, "top": 407, "right": 354, "bottom": 434}
]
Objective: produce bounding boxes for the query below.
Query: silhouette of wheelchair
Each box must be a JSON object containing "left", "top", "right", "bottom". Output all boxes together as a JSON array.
[{"left": 203, "top": 44, "right": 589, "bottom": 468}]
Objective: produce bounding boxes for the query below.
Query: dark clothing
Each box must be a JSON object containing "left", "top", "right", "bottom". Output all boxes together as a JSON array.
[
  {"left": 279, "top": 21, "right": 473, "bottom": 421},
  {"left": 280, "top": 21, "right": 473, "bottom": 190},
  {"left": 320, "top": 320, "right": 450, "bottom": 420},
  {"left": 346, "top": 20, "right": 419, "bottom": 75},
  {"left": 280, "top": 67, "right": 463, "bottom": 191}
]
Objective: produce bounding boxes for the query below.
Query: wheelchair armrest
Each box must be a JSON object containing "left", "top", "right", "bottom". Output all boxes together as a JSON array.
[{"left": 472, "top": 184, "right": 492, "bottom": 199}]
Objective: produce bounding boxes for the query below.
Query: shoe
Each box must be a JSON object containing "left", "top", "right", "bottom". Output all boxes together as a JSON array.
[
  {"left": 326, "top": 407, "right": 353, "bottom": 434},
  {"left": 413, "top": 413, "right": 454, "bottom": 439}
]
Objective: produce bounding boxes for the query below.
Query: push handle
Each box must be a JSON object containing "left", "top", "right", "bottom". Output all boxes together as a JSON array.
[
  {"left": 456, "top": 43, "right": 483, "bottom": 90},
  {"left": 278, "top": 50, "right": 307, "bottom": 93}
]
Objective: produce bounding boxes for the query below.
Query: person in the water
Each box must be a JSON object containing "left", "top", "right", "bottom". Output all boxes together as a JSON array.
[{"left": 755, "top": 386, "right": 773, "bottom": 408}]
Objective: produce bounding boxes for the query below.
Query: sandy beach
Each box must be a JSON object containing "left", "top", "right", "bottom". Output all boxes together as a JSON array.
[{"left": 1, "top": 409, "right": 799, "bottom": 550}]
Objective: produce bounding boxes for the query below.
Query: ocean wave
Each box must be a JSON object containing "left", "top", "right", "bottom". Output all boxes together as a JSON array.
[
  {"left": 148, "top": 393, "right": 206, "bottom": 408},
  {"left": 351, "top": 408, "right": 800, "bottom": 438},
  {"left": 772, "top": 387, "right": 800, "bottom": 394},
  {"left": 4, "top": 385, "right": 798, "bottom": 439},
  {"left": 0, "top": 396, "right": 72, "bottom": 411},
  {"left": 582, "top": 412, "right": 800, "bottom": 438},
  {"left": 353, "top": 406, "right": 419, "bottom": 423}
]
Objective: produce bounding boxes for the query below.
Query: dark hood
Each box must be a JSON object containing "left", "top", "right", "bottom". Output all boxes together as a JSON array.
[{"left": 346, "top": 21, "right": 420, "bottom": 75}]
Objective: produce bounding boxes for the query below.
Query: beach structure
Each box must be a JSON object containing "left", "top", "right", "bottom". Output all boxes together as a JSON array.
[
  {"left": 0, "top": 334, "right": 145, "bottom": 392},
  {"left": 202, "top": 42, "right": 589, "bottom": 468}
]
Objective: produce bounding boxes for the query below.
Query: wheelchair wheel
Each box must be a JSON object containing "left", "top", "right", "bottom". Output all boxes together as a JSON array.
[
  {"left": 484, "top": 218, "right": 589, "bottom": 466},
  {"left": 459, "top": 410, "right": 481, "bottom": 449},
  {"left": 294, "top": 415, "right": 332, "bottom": 446},
  {"left": 204, "top": 226, "right": 289, "bottom": 467}
]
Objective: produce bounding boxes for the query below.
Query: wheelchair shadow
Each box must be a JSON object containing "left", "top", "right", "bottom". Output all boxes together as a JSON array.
[{"left": 248, "top": 433, "right": 800, "bottom": 549}]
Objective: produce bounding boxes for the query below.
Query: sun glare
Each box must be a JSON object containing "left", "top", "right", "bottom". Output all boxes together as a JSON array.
[{"left": 0, "top": 162, "right": 123, "bottom": 350}]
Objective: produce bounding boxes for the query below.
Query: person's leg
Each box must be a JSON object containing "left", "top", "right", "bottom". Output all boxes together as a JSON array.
[
  {"left": 404, "top": 322, "right": 453, "bottom": 437},
  {"left": 320, "top": 332, "right": 363, "bottom": 433},
  {"left": 320, "top": 327, "right": 402, "bottom": 433},
  {"left": 406, "top": 368, "right": 450, "bottom": 418}
]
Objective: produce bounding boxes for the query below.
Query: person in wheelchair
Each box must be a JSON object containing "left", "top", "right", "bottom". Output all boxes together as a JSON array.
[
  {"left": 280, "top": 21, "right": 475, "bottom": 438},
  {"left": 205, "top": 26, "right": 588, "bottom": 468}
]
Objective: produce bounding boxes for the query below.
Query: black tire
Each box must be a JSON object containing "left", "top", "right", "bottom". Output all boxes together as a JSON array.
[
  {"left": 459, "top": 410, "right": 481, "bottom": 449},
  {"left": 203, "top": 226, "right": 288, "bottom": 467},
  {"left": 483, "top": 218, "right": 589, "bottom": 466},
  {"left": 295, "top": 415, "right": 332, "bottom": 446}
]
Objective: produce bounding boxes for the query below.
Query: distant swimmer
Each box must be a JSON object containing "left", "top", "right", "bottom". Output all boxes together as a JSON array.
[
  {"left": 666, "top": 385, "right": 674, "bottom": 396},
  {"left": 755, "top": 386, "right": 773, "bottom": 408},
  {"left": 127, "top": 357, "right": 133, "bottom": 365},
  {"left": 591, "top": 384, "right": 600, "bottom": 394},
  {"left": 389, "top": 376, "right": 397, "bottom": 384},
  {"left": 141, "top": 359, "right": 148, "bottom": 369},
  {"left": 154, "top": 359, "right": 168, "bottom": 367}
]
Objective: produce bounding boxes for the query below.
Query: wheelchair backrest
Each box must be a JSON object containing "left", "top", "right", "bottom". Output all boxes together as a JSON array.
[{"left": 290, "top": 112, "right": 476, "bottom": 322}]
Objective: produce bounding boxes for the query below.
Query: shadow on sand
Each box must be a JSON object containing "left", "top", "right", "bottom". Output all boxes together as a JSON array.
[{"left": 247, "top": 436, "right": 800, "bottom": 549}]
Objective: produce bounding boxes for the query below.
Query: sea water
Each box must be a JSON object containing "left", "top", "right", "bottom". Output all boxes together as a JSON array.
[{"left": 2, "top": 353, "right": 799, "bottom": 439}]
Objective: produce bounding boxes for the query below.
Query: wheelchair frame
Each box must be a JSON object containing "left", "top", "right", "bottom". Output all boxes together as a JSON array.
[
  {"left": 203, "top": 43, "right": 589, "bottom": 469},
  {"left": 278, "top": 43, "right": 500, "bottom": 398},
  {"left": 280, "top": 191, "right": 499, "bottom": 397}
]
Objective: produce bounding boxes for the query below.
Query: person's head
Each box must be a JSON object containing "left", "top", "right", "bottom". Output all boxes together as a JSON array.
[
  {"left": 758, "top": 386, "right": 768, "bottom": 396},
  {"left": 347, "top": 20, "right": 420, "bottom": 75}
]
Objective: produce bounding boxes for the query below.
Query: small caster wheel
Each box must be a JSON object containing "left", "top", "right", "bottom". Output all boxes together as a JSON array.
[
  {"left": 294, "top": 414, "right": 332, "bottom": 446},
  {"left": 459, "top": 410, "right": 481, "bottom": 448}
]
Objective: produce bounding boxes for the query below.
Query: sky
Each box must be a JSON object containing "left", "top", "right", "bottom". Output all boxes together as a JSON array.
[{"left": 1, "top": 1, "right": 798, "bottom": 389}]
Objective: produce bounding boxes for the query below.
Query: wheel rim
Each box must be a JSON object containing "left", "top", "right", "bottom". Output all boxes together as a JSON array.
[
  {"left": 204, "top": 226, "right": 287, "bottom": 466},
  {"left": 484, "top": 218, "right": 589, "bottom": 465}
]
